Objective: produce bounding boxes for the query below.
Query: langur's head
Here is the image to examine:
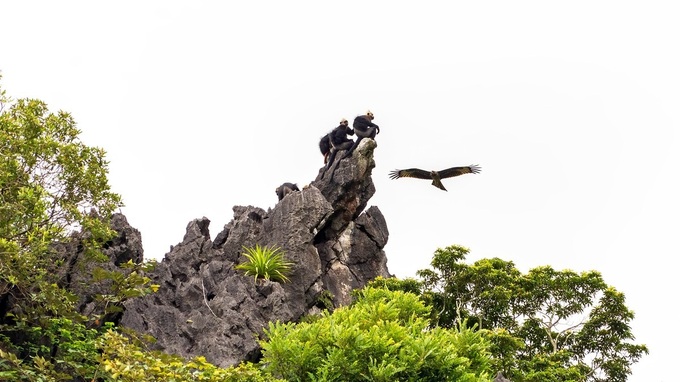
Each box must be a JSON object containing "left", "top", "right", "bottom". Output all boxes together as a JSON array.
[
  {"left": 366, "top": 110, "right": 374, "bottom": 120},
  {"left": 340, "top": 118, "right": 348, "bottom": 126}
]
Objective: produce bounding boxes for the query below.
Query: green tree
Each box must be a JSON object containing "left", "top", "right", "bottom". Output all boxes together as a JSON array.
[
  {"left": 0, "top": 76, "right": 140, "bottom": 379},
  {"left": 417, "top": 245, "right": 648, "bottom": 382},
  {"left": 1, "top": 75, "right": 123, "bottom": 310},
  {"left": 260, "top": 287, "right": 493, "bottom": 382},
  {"left": 366, "top": 275, "right": 424, "bottom": 296},
  {"left": 0, "top": 78, "right": 283, "bottom": 381}
]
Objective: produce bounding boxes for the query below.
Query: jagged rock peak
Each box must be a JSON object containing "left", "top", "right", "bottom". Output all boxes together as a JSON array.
[{"left": 120, "top": 137, "right": 390, "bottom": 367}]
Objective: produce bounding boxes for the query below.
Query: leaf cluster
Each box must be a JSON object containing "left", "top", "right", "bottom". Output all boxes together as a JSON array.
[
  {"left": 260, "top": 287, "right": 493, "bottom": 381},
  {"left": 0, "top": 318, "right": 103, "bottom": 381},
  {"left": 0, "top": 77, "right": 280, "bottom": 382},
  {"left": 98, "top": 329, "right": 283, "bottom": 382},
  {"left": 0, "top": 77, "right": 161, "bottom": 380},
  {"left": 1, "top": 77, "right": 124, "bottom": 318},
  {"left": 417, "top": 245, "right": 649, "bottom": 382},
  {"left": 236, "top": 245, "right": 293, "bottom": 283}
]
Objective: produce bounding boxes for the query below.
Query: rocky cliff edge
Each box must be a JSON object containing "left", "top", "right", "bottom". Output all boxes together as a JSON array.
[{"left": 118, "top": 138, "right": 391, "bottom": 367}]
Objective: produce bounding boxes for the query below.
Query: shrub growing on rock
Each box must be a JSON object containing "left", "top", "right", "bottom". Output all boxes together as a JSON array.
[{"left": 236, "top": 245, "right": 293, "bottom": 283}]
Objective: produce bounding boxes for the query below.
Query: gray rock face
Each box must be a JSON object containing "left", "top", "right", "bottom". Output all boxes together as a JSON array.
[
  {"left": 120, "top": 138, "right": 391, "bottom": 367},
  {"left": 55, "top": 213, "right": 144, "bottom": 322}
]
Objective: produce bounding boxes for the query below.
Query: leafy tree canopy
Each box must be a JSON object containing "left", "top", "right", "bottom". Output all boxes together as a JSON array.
[
  {"left": 1, "top": 74, "right": 125, "bottom": 323},
  {"left": 0, "top": 76, "right": 146, "bottom": 380},
  {"left": 0, "top": 77, "right": 283, "bottom": 381},
  {"left": 410, "top": 244, "right": 649, "bottom": 382}
]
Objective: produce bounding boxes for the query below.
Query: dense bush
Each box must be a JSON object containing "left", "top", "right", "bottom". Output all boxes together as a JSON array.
[
  {"left": 98, "top": 329, "right": 283, "bottom": 382},
  {"left": 260, "top": 287, "right": 493, "bottom": 382}
]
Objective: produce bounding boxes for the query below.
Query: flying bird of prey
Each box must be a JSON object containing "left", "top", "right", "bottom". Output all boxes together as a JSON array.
[{"left": 389, "top": 164, "right": 481, "bottom": 191}]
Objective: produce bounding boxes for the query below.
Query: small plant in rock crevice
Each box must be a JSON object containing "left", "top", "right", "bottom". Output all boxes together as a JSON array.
[{"left": 235, "top": 245, "right": 293, "bottom": 283}]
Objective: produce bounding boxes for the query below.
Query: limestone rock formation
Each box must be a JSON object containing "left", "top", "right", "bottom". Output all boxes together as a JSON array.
[
  {"left": 120, "top": 138, "right": 391, "bottom": 367},
  {"left": 55, "top": 213, "right": 144, "bottom": 322}
]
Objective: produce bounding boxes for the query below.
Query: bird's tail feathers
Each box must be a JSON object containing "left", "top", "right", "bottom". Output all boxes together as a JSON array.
[{"left": 432, "top": 179, "right": 447, "bottom": 191}]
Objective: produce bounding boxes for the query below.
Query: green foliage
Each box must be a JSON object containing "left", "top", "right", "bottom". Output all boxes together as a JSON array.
[
  {"left": 0, "top": 75, "right": 280, "bottom": 382},
  {"left": 1, "top": 75, "right": 123, "bottom": 317},
  {"left": 314, "top": 290, "right": 335, "bottom": 312},
  {"left": 0, "top": 318, "right": 103, "bottom": 381},
  {"left": 91, "top": 260, "right": 160, "bottom": 318},
  {"left": 98, "top": 329, "right": 283, "bottom": 382},
  {"left": 366, "top": 275, "right": 424, "bottom": 296},
  {"left": 417, "top": 244, "right": 649, "bottom": 382},
  {"left": 260, "top": 287, "right": 493, "bottom": 381},
  {"left": 1, "top": 319, "right": 282, "bottom": 381},
  {"left": 0, "top": 76, "right": 161, "bottom": 380},
  {"left": 236, "top": 244, "right": 293, "bottom": 283},
  {"left": 0, "top": 320, "right": 281, "bottom": 381}
]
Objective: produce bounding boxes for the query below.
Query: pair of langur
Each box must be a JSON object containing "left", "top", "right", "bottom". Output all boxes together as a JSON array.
[
  {"left": 277, "top": 112, "right": 379, "bottom": 201},
  {"left": 319, "top": 111, "right": 380, "bottom": 168}
]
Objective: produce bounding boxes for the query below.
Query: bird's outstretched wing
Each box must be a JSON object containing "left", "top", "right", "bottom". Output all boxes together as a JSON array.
[
  {"left": 389, "top": 168, "right": 432, "bottom": 180},
  {"left": 438, "top": 164, "right": 482, "bottom": 179}
]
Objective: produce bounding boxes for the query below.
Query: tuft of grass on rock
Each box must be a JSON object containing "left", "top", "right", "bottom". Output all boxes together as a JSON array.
[{"left": 235, "top": 245, "right": 293, "bottom": 283}]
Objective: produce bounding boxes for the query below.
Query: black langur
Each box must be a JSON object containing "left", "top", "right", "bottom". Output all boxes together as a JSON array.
[
  {"left": 343, "top": 110, "right": 379, "bottom": 159},
  {"left": 325, "top": 118, "right": 354, "bottom": 169},
  {"left": 275, "top": 182, "right": 300, "bottom": 201},
  {"left": 319, "top": 134, "right": 331, "bottom": 164}
]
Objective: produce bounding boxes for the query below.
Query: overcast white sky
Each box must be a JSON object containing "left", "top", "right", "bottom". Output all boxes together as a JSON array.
[{"left": 3, "top": 2, "right": 678, "bottom": 380}]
